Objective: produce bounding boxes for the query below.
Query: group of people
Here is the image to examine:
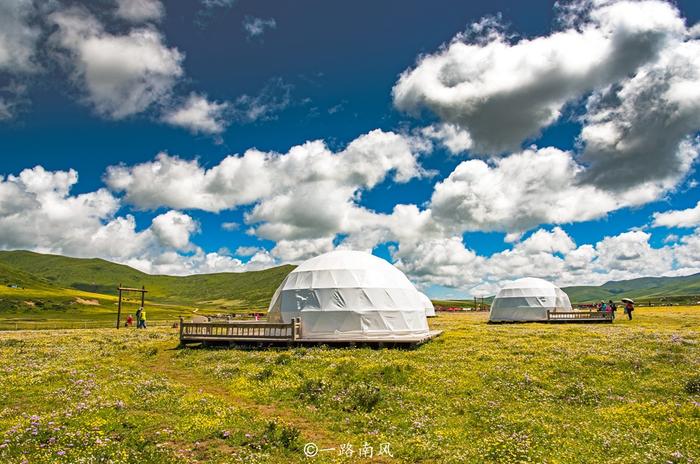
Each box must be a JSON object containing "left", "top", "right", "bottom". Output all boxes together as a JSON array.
[
  {"left": 125, "top": 306, "right": 147, "bottom": 328},
  {"left": 596, "top": 300, "right": 635, "bottom": 320}
]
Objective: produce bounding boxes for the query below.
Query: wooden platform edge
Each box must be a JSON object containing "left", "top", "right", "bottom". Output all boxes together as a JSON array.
[
  {"left": 543, "top": 318, "right": 613, "bottom": 324},
  {"left": 180, "top": 328, "right": 443, "bottom": 347}
]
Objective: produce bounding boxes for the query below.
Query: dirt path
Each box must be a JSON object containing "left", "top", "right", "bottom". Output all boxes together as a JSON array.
[{"left": 147, "top": 346, "right": 345, "bottom": 446}]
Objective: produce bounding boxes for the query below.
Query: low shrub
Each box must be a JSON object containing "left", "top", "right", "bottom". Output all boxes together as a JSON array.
[
  {"left": 245, "top": 420, "right": 300, "bottom": 451},
  {"left": 296, "top": 378, "right": 329, "bottom": 405},
  {"left": 263, "top": 421, "right": 300, "bottom": 450},
  {"left": 253, "top": 366, "right": 274, "bottom": 381},
  {"left": 347, "top": 381, "right": 382, "bottom": 412},
  {"left": 685, "top": 375, "right": 700, "bottom": 394}
]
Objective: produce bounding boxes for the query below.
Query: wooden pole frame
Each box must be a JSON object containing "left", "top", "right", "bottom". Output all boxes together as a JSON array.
[
  {"left": 116, "top": 285, "right": 148, "bottom": 329},
  {"left": 116, "top": 283, "right": 122, "bottom": 329}
]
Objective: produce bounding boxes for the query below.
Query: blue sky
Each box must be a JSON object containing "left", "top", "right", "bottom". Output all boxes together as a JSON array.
[{"left": 2, "top": 0, "right": 700, "bottom": 297}]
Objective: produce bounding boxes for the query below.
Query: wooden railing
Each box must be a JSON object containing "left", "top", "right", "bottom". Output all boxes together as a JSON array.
[
  {"left": 0, "top": 320, "right": 176, "bottom": 331},
  {"left": 180, "top": 317, "right": 301, "bottom": 342},
  {"left": 547, "top": 310, "right": 613, "bottom": 321}
]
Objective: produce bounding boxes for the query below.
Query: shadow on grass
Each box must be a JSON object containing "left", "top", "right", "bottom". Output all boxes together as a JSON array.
[{"left": 177, "top": 340, "right": 423, "bottom": 352}]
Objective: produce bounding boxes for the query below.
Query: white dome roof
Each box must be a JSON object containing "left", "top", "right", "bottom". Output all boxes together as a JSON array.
[
  {"left": 296, "top": 249, "right": 394, "bottom": 270},
  {"left": 501, "top": 277, "right": 558, "bottom": 290},
  {"left": 268, "top": 250, "right": 429, "bottom": 340},
  {"left": 289, "top": 250, "right": 416, "bottom": 289}
]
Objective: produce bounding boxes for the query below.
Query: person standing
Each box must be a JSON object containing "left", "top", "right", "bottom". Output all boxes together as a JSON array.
[
  {"left": 135, "top": 306, "right": 143, "bottom": 329},
  {"left": 625, "top": 301, "right": 634, "bottom": 320},
  {"left": 125, "top": 314, "right": 134, "bottom": 327},
  {"left": 608, "top": 300, "right": 617, "bottom": 320},
  {"left": 139, "top": 308, "right": 147, "bottom": 329}
]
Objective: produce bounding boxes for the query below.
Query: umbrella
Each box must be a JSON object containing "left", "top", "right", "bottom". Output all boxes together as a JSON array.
[{"left": 621, "top": 298, "right": 634, "bottom": 304}]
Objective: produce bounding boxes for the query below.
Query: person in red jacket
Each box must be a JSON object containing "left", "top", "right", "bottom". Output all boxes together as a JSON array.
[{"left": 125, "top": 314, "right": 134, "bottom": 327}]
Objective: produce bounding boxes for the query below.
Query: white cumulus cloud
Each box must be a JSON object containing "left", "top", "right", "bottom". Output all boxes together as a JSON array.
[
  {"left": 394, "top": 0, "right": 686, "bottom": 155},
  {"left": 653, "top": 200, "right": 700, "bottom": 228},
  {"left": 393, "top": 225, "right": 700, "bottom": 296},
  {"left": 105, "top": 130, "right": 427, "bottom": 243},
  {"left": 420, "top": 123, "right": 473, "bottom": 154},
  {"left": 0, "top": 0, "right": 40, "bottom": 73},
  {"left": 49, "top": 7, "right": 183, "bottom": 119},
  {"left": 429, "top": 146, "right": 656, "bottom": 233},
  {"left": 115, "top": 0, "right": 164, "bottom": 23},
  {"left": 397, "top": 0, "right": 700, "bottom": 236},
  {"left": 162, "top": 93, "right": 229, "bottom": 134},
  {"left": 150, "top": 210, "right": 199, "bottom": 250}
]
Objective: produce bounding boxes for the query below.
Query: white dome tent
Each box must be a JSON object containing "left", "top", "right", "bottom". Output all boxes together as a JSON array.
[
  {"left": 419, "top": 292, "right": 436, "bottom": 317},
  {"left": 267, "top": 250, "right": 430, "bottom": 340},
  {"left": 489, "top": 277, "right": 572, "bottom": 322}
]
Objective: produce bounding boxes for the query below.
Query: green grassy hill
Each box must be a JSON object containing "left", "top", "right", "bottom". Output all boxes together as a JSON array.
[
  {"left": 0, "top": 260, "right": 59, "bottom": 291},
  {"left": 563, "top": 273, "right": 700, "bottom": 303},
  {"left": 0, "top": 250, "right": 294, "bottom": 311}
]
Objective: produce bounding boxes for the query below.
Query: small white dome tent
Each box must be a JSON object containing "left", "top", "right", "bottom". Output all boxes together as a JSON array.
[
  {"left": 489, "top": 277, "right": 572, "bottom": 322},
  {"left": 419, "top": 292, "right": 436, "bottom": 317},
  {"left": 267, "top": 250, "right": 430, "bottom": 340}
]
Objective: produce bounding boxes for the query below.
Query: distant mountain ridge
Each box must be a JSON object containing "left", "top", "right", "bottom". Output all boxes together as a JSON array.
[
  {"left": 561, "top": 273, "right": 700, "bottom": 303},
  {"left": 0, "top": 250, "right": 294, "bottom": 309},
  {"left": 1, "top": 250, "right": 700, "bottom": 306}
]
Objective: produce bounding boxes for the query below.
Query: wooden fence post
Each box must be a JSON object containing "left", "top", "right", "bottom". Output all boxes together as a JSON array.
[{"left": 116, "top": 284, "right": 122, "bottom": 329}]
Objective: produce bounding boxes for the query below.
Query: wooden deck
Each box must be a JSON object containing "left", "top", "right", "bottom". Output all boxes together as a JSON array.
[
  {"left": 296, "top": 330, "right": 443, "bottom": 346},
  {"left": 180, "top": 318, "right": 301, "bottom": 344},
  {"left": 545, "top": 310, "right": 613, "bottom": 323},
  {"left": 179, "top": 318, "right": 442, "bottom": 347},
  {"left": 489, "top": 310, "right": 614, "bottom": 324}
]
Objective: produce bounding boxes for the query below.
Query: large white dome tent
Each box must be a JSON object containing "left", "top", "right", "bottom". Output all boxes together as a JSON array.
[
  {"left": 267, "top": 250, "right": 430, "bottom": 340},
  {"left": 489, "top": 277, "right": 572, "bottom": 322}
]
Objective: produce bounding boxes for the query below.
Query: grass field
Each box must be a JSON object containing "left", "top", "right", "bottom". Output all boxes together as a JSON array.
[
  {"left": 0, "top": 284, "right": 214, "bottom": 330},
  {"left": 1, "top": 307, "right": 698, "bottom": 463}
]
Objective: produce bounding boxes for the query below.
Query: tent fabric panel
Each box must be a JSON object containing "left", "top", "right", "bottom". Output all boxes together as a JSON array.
[
  {"left": 555, "top": 288, "right": 572, "bottom": 310},
  {"left": 272, "top": 287, "right": 426, "bottom": 323},
  {"left": 419, "top": 292, "right": 436, "bottom": 317},
  {"left": 491, "top": 296, "right": 556, "bottom": 310},
  {"left": 281, "top": 269, "right": 415, "bottom": 291},
  {"left": 266, "top": 276, "right": 287, "bottom": 323},
  {"left": 301, "top": 308, "right": 429, "bottom": 339},
  {"left": 497, "top": 287, "right": 558, "bottom": 298},
  {"left": 489, "top": 306, "right": 549, "bottom": 322}
]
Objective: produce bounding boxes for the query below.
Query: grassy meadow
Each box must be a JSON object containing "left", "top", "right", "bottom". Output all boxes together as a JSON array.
[
  {"left": 0, "top": 307, "right": 698, "bottom": 463},
  {"left": 0, "top": 284, "right": 207, "bottom": 330}
]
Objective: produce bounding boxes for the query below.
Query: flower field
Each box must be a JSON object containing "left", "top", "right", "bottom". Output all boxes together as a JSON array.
[{"left": 1, "top": 307, "right": 698, "bottom": 463}]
